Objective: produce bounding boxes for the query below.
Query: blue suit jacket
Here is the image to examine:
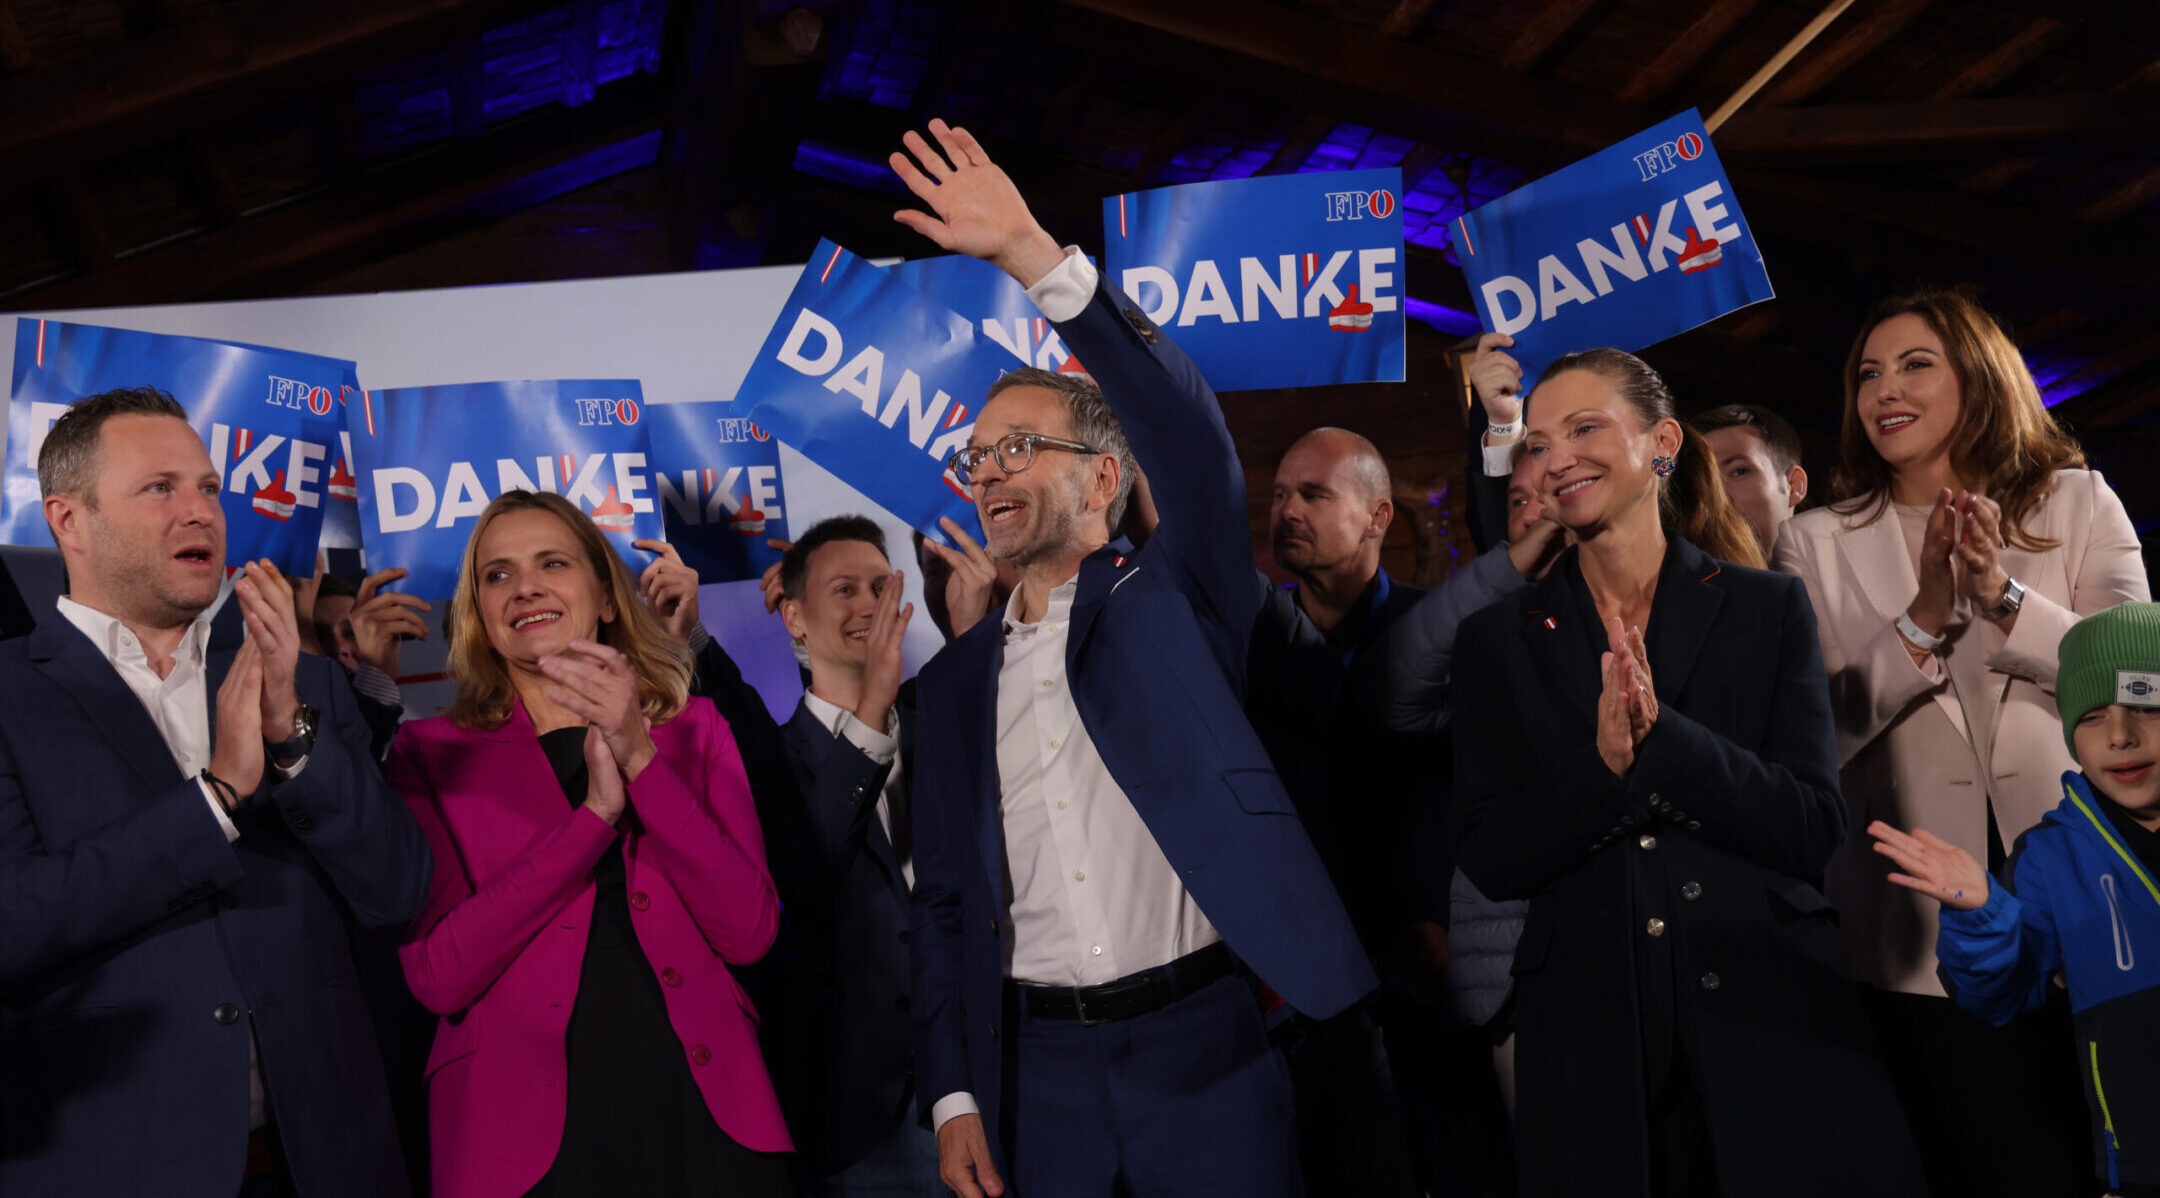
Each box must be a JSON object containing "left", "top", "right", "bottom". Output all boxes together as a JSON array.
[
  {"left": 909, "top": 277, "right": 1376, "bottom": 1157},
  {"left": 0, "top": 612, "right": 432, "bottom": 1198}
]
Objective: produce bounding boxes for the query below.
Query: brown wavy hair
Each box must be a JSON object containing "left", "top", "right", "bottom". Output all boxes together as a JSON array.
[
  {"left": 1831, "top": 290, "right": 2085, "bottom": 551},
  {"left": 445, "top": 490, "right": 692, "bottom": 730},
  {"left": 1533, "top": 349, "right": 1766, "bottom": 570}
]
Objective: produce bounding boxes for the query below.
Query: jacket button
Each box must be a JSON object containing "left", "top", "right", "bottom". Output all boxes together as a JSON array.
[
  {"left": 853, "top": 786, "right": 867, "bottom": 801},
  {"left": 218, "top": 891, "right": 240, "bottom": 909},
  {"left": 987, "top": 1024, "right": 997, "bottom": 1040},
  {"left": 1638, "top": 835, "right": 1658, "bottom": 851},
  {"left": 1644, "top": 918, "right": 1666, "bottom": 938},
  {"left": 289, "top": 814, "right": 314, "bottom": 833},
  {"left": 1649, "top": 793, "right": 1666, "bottom": 809},
  {"left": 1700, "top": 972, "right": 1721, "bottom": 991},
  {"left": 630, "top": 891, "right": 651, "bottom": 912},
  {"left": 1681, "top": 882, "right": 1702, "bottom": 901},
  {"left": 895, "top": 996, "right": 912, "bottom": 1012},
  {"left": 689, "top": 1044, "right": 711, "bottom": 1065},
  {"left": 661, "top": 967, "right": 682, "bottom": 987},
  {"left": 1686, "top": 820, "right": 1702, "bottom": 831},
  {"left": 213, "top": 1002, "right": 241, "bottom": 1025}
]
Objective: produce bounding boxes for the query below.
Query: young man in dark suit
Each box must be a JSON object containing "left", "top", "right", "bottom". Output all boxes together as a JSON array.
[
  {"left": 0, "top": 387, "right": 431, "bottom": 1198},
  {"left": 892, "top": 120, "right": 1373, "bottom": 1198}
]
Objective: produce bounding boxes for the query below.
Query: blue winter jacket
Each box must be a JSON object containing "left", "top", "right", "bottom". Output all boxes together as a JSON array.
[{"left": 1938, "top": 770, "right": 2160, "bottom": 1194}]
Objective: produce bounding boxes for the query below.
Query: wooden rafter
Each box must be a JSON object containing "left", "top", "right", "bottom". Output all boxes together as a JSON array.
[
  {"left": 1931, "top": 16, "right": 2061, "bottom": 100},
  {"left": 0, "top": 0, "right": 566, "bottom": 187},
  {"left": 1128, "top": 94, "right": 1211, "bottom": 184},
  {"left": 0, "top": 0, "right": 29, "bottom": 74},
  {"left": 1500, "top": 0, "right": 1601, "bottom": 75},
  {"left": 1258, "top": 114, "right": 1334, "bottom": 175},
  {"left": 1717, "top": 92, "right": 2160, "bottom": 159},
  {"left": 2079, "top": 163, "right": 2160, "bottom": 223},
  {"left": 1761, "top": 0, "right": 1932, "bottom": 105},
  {"left": 1376, "top": 0, "right": 1437, "bottom": 40},
  {"left": 1964, "top": 51, "right": 2160, "bottom": 194},
  {"left": 1619, "top": 0, "right": 1761, "bottom": 107}
]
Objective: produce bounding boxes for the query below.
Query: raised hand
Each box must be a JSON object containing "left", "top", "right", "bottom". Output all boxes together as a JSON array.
[
  {"left": 921, "top": 517, "right": 1000, "bottom": 638},
  {"left": 1868, "top": 821, "right": 1989, "bottom": 911},
  {"left": 759, "top": 538, "right": 794, "bottom": 615},
  {"left": 538, "top": 639, "right": 658, "bottom": 781},
  {"left": 580, "top": 726, "right": 628, "bottom": 827},
  {"left": 349, "top": 567, "right": 431, "bottom": 676},
  {"left": 890, "top": 119, "right": 1065, "bottom": 287},
  {"left": 1907, "top": 488, "right": 1961, "bottom": 640},
  {"left": 1468, "top": 332, "right": 1525, "bottom": 430},
  {"left": 1953, "top": 492, "right": 2011, "bottom": 616},
  {"left": 856, "top": 570, "right": 914, "bottom": 732},
  {"left": 235, "top": 559, "right": 303, "bottom": 744},
  {"left": 210, "top": 639, "right": 267, "bottom": 799},
  {"left": 633, "top": 538, "right": 702, "bottom": 641}
]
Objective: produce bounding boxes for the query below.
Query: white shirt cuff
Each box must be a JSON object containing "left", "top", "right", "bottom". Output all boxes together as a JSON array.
[
  {"left": 200, "top": 780, "right": 241, "bottom": 843},
  {"left": 930, "top": 1091, "right": 981, "bottom": 1133},
  {"left": 836, "top": 709, "right": 900, "bottom": 765},
  {"left": 1023, "top": 247, "right": 1097, "bottom": 324},
  {"left": 1481, "top": 438, "right": 1521, "bottom": 478},
  {"left": 272, "top": 755, "right": 308, "bottom": 782}
]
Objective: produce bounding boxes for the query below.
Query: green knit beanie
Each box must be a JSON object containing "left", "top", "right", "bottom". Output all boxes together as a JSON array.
[{"left": 2057, "top": 601, "right": 2160, "bottom": 762}]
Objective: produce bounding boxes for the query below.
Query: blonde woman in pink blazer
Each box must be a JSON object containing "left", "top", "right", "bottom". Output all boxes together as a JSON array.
[
  {"left": 390, "top": 491, "right": 791, "bottom": 1198},
  {"left": 1774, "top": 291, "right": 2148, "bottom": 1198}
]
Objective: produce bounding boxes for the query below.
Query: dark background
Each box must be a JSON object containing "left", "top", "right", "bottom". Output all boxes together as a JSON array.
[{"left": 3, "top": 0, "right": 2156, "bottom": 587}]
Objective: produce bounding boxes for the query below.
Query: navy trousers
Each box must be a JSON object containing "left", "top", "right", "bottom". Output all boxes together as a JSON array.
[{"left": 1007, "top": 973, "right": 1301, "bottom": 1198}]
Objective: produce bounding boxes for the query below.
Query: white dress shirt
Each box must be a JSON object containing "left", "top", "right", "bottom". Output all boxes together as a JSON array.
[
  {"left": 801, "top": 690, "right": 912, "bottom": 889},
  {"left": 54, "top": 593, "right": 288, "bottom": 1132}
]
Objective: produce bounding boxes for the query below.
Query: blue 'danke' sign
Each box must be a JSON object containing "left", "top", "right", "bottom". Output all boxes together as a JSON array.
[
  {"left": 1103, "top": 168, "right": 1405, "bottom": 392},
  {"left": 4, "top": 318, "right": 355, "bottom": 575},
  {"left": 739, "top": 240, "right": 993, "bottom": 544},
  {"left": 646, "top": 399, "right": 788, "bottom": 585},
  {"left": 1452, "top": 109, "right": 1774, "bottom": 385},
  {"left": 892, "top": 253, "right": 1081, "bottom": 372},
  {"left": 348, "top": 380, "right": 662, "bottom": 600}
]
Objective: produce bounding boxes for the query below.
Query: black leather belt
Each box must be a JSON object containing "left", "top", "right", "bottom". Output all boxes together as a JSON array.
[{"left": 1013, "top": 942, "right": 1235, "bottom": 1025}]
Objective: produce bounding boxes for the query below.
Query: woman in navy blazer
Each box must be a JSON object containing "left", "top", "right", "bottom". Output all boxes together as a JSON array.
[
  {"left": 1450, "top": 349, "right": 1926, "bottom": 1197},
  {"left": 388, "top": 491, "right": 791, "bottom": 1198}
]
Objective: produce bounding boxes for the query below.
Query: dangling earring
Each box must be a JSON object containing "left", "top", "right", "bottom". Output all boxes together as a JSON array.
[{"left": 1651, "top": 454, "right": 1677, "bottom": 478}]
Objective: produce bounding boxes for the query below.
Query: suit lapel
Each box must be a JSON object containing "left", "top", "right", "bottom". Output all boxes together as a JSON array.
[
  {"left": 1064, "top": 543, "right": 1134, "bottom": 667},
  {"left": 1644, "top": 540, "right": 1726, "bottom": 705},
  {"left": 943, "top": 620, "right": 1007, "bottom": 899},
  {"left": 1522, "top": 552, "right": 1601, "bottom": 731},
  {"left": 27, "top": 618, "right": 185, "bottom": 795}
]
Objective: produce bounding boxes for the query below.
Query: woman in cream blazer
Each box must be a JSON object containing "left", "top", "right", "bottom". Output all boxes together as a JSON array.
[{"left": 1774, "top": 290, "right": 2148, "bottom": 1198}]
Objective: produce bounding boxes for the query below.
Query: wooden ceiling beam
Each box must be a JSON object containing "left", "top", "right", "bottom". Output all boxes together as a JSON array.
[
  {"left": 1500, "top": 0, "right": 1602, "bottom": 75},
  {"left": 1376, "top": 0, "right": 1437, "bottom": 40},
  {"left": 2079, "top": 163, "right": 2160, "bottom": 223},
  {"left": 0, "top": 0, "right": 30, "bottom": 74},
  {"left": 0, "top": 0, "right": 567, "bottom": 187},
  {"left": 1256, "top": 113, "right": 1334, "bottom": 175},
  {"left": 1760, "top": 0, "right": 1931, "bottom": 106},
  {"left": 1931, "top": 16, "right": 2062, "bottom": 100},
  {"left": 1618, "top": 0, "right": 1761, "bottom": 107},
  {"left": 1054, "top": 0, "right": 1648, "bottom": 152},
  {"left": 1128, "top": 94, "right": 1213, "bottom": 184},
  {"left": 1716, "top": 91, "right": 2160, "bottom": 160},
  {"left": 10, "top": 80, "right": 667, "bottom": 310}
]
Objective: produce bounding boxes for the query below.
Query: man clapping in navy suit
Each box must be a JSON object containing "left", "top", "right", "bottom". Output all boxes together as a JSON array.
[
  {"left": 0, "top": 388, "right": 431, "bottom": 1198},
  {"left": 893, "top": 121, "right": 1374, "bottom": 1198}
]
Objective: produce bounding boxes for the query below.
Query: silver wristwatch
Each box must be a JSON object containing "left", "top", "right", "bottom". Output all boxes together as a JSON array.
[{"left": 1987, "top": 576, "right": 2027, "bottom": 620}]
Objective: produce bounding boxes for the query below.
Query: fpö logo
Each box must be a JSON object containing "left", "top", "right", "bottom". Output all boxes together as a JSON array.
[
  {"left": 574, "top": 397, "right": 642, "bottom": 427},
  {"left": 1633, "top": 131, "right": 1706, "bottom": 183},
  {"left": 264, "top": 375, "right": 338, "bottom": 416},
  {"left": 714, "top": 417, "right": 771, "bottom": 444},
  {"left": 1323, "top": 189, "right": 1397, "bottom": 222}
]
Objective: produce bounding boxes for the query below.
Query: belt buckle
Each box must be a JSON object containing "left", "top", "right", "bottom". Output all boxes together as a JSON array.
[{"left": 1072, "top": 985, "right": 1108, "bottom": 1027}]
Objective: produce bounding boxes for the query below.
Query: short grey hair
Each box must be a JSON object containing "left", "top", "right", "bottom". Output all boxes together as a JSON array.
[
  {"left": 38, "top": 386, "right": 191, "bottom": 505},
  {"left": 986, "top": 367, "right": 1138, "bottom": 534}
]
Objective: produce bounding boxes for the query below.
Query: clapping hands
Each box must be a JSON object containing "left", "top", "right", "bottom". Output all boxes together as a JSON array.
[{"left": 1596, "top": 616, "right": 1657, "bottom": 778}]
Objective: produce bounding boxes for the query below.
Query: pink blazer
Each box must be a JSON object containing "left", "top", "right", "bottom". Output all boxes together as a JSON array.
[{"left": 388, "top": 698, "right": 789, "bottom": 1198}]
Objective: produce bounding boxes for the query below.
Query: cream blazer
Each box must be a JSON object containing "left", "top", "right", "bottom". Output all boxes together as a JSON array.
[{"left": 1773, "top": 468, "right": 2150, "bottom": 995}]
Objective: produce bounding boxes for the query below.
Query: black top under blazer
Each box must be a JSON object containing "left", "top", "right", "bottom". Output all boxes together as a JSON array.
[{"left": 1451, "top": 537, "right": 1927, "bottom": 1198}]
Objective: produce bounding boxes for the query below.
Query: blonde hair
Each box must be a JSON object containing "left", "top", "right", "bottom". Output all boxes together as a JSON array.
[
  {"left": 1832, "top": 290, "right": 2085, "bottom": 551},
  {"left": 445, "top": 490, "right": 692, "bottom": 730}
]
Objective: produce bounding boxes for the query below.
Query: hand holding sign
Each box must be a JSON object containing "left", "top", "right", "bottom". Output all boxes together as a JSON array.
[
  {"left": 634, "top": 538, "right": 702, "bottom": 642},
  {"left": 348, "top": 567, "right": 431, "bottom": 676},
  {"left": 1468, "top": 333, "right": 1526, "bottom": 428},
  {"left": 891, "top": 120, "right": 1067, "bottom": 288}
]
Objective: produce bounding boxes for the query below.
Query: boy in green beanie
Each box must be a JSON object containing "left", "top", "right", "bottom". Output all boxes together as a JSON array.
[{"left": 1869, "top": 600, "right": 2160, "bottom": 1197}]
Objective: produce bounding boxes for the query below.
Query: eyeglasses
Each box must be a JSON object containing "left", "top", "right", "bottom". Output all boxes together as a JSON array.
[{"left": 945, "top": 432, "right": 1100, "bottom": 486}]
